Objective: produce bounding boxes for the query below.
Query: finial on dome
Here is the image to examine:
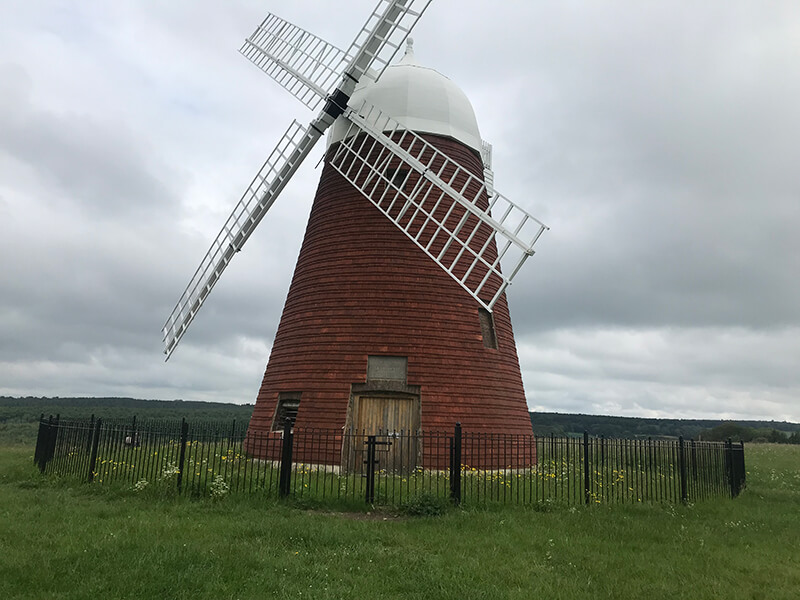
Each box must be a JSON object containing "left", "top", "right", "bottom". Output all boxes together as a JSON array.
[
  {"left": 405, "top": 37, "right": 415, "bottom": 58},
  {"left": 399, "top": 37, "right": 416, "bottom": 65}
]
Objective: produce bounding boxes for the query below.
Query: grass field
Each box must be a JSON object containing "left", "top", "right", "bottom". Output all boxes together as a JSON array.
[{"left": 1, "top": 443, "right": 798, "bottom": 599}]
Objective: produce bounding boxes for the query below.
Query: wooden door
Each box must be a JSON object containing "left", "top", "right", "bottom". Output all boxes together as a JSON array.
[{"left": 352, "top": 395, "right": 420, "bottom": 473}]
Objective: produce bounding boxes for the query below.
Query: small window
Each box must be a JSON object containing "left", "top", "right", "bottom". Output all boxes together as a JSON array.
[
  {"left": 385, "top": 167, "right": 409, "bottom": 191},
  {"left": 367, "top": 355, "right": 408, "bottom": 382},
  {"left": 478, "top": 308, "right": 498, "bottom": 349},
  {"left": 272, "top": 392, "right": 301, "bottom": 431}
]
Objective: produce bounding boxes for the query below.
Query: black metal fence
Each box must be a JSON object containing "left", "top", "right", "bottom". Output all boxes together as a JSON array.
[{"left": 34, "top": 415, "right": 746, "bottom": 506}]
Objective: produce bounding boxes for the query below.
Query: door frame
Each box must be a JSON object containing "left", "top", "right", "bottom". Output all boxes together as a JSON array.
[{"left": 342, "top": 383, "right": 421, "bottom": 472}]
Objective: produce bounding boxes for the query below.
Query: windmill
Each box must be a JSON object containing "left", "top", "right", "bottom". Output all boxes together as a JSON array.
[{"left": 163, "top": 0, "right": 548, "bottom": 455}]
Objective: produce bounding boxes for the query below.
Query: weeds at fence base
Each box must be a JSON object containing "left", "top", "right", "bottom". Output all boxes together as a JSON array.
[
  {"left": 35, "top": 417, "right": 747, "bottom": 508},
  {"left": 529, "top": 498, "right": 561, "bottom": 513},
  {"left": 398, "top": 492, "right": 452, "bottom": 517}
]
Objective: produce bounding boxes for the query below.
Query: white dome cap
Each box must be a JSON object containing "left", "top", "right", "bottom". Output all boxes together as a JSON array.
[{"left": 327, "top": 39, "right": 482, "bottom": 153}]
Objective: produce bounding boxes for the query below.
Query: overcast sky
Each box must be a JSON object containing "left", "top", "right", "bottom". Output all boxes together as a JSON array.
[{"left": 1, "top": 1, "right": 798, "bottom": 422}]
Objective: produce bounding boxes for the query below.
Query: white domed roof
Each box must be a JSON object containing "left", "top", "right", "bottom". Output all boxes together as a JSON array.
[{"left": 327, "top": 41, "right": 482, "bottom": 153}]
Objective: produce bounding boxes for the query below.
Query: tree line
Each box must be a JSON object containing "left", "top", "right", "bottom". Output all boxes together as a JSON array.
[
  {"left": 0, "top": 396, "right": 254, "bottom": 423},
  {"left": 2, "top": 398, "right": 798, "bottom": 444},
  {"left": 530, "top": 411, "right": 800, "bottom": 443}
]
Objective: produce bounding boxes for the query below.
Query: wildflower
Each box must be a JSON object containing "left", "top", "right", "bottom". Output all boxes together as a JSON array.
[
  {"left": 210, "top": 475, "right": 229, "bottom": 499},
  {"left": 160, "top": 462, "right": 180, "bottom": 480}
]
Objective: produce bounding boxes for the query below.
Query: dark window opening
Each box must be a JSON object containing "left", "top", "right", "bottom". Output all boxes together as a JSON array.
[
  {"left": 478, "top": 308, "right": 498, "bottom": 349},
  {"left": 272, "top": 392, "right": 301, "bottom": 431},
  {"left": 385, "top": 167, "right": 410, "bottom": 191}
]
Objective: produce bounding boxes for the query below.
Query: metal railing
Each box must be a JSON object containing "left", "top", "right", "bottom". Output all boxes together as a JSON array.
[{"left": 34, "top": 415, "right": 746, "bottom": 506}]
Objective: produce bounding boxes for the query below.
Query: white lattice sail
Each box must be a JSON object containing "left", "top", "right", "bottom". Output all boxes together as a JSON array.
[
  {"left": 162, "top": 121, "right": 320, "bottom": 358},
  {"left": 163, "top": 1, "right": 434, "bottom": 359},
  {"left": 240, "top": 14, "right": 349, "bottom": 110},
  {"left": 329, "top": 101, "right": 547, "bottom": 311}
]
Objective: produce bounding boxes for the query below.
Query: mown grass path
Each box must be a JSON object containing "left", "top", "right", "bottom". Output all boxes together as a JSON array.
[{"left": 1, "top": 444, "right": 798, "bottom": 599}]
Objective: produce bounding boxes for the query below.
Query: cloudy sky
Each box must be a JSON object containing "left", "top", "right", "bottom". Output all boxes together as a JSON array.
[{"left": 1, "top": 0, "right": 798, "bottom": 422}]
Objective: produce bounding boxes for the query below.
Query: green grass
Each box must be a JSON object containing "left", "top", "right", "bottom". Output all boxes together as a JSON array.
[{"left": 1, "top": 444, "right": 799, "bottom": 599}]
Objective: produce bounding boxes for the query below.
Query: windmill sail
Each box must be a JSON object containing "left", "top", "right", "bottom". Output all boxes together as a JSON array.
[
  {"left": 344, "top": 0, "right": 432, "bottom": 83},
  {"left": 241, "top": 0, "right": 432, "bottom": 111},
  {"left": 328, "top": 101, "right": 547, "bottom": 311},
  {"left": 162, "top": 121, "right": 321, "bottom": 358},
  {"left": 163, "top": 0, "right": 433, "bottom": 359},
  {"left": 240, "top": 14, "right": 350, "bottom": 111}
]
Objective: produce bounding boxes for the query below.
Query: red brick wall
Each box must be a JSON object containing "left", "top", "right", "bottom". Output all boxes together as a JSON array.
[{"left": 247, "top": 134, "right": 532, "bottom": 441}]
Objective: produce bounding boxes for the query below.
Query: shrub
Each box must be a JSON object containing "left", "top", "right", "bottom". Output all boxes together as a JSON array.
[{"left": 399, "top": 493, "right": 450, "bottom": 517}]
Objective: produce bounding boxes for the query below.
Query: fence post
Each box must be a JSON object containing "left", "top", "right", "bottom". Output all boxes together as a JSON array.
[
  {"left": 47, "top": 415, "right": 59, "bottom": 466},
  {"left": 34, "top": 414, "right": 45, "bottom": 468},
  {"left": 583, "top": 431, "right": 590, "bottom": 505},
  {"left": 177, "top": 418, "right": 189, "bottom": 494},
  {"left": 365, "top": 435, "right": 377, "bottom": 504},
  {"left": 600, "top": 435, "right": 605, "bottom": 471},
  {"left": 728, "top": 439, "right": 746, "bottom": 498},
  {"left": 738, "top": 441, "right": 746, "bottom": 492},
  {"left": 279, "top": 419, "right": 294, "bottom": 498},
  {"left": 87, "top": 418, "right": 102, "bottom": 482},
  {"left": 39, "top": 415, "right": 54, "bottom": 472},
  {"left": 678, "top": 436, "right": 688, "bottom": 504},
  {"left": 724, "top": 438, "right": 734, "bottom": 497},
  {"left": 44, "top": 415, "right": 59, "bottom": 470},
  {"left": 450, "top": 423, "right": 462, "bottom": 505},
  {"left": 86, "top": 414, "right": 95, "bottom": 454},
  {"left": 36, "top": 415, "right": 56, "bottom": 473}
]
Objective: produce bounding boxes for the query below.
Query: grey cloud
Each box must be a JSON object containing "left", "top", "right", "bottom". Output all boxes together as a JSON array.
[
  {"left": 2, "top": 0, "right": 799, "bottom": 422},
  {"left": 497, "top": 0, "right": 800, "bottom": 337},
  {"left": 519, "top": 327, "right": 800, "bottom": 421},
  {"left": 0, "top": 70, "right": 180, "bottom": 219}
]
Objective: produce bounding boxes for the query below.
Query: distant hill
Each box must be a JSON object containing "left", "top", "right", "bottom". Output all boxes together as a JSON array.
[
  {"left": 3, "top": 397, "right": 799, "bottom": 445},
  {"left": 530, "top": 411, "right": 800, "bottom": 440},
  {"left": 0, "top": 396, "right": 254, "bottom": 422},
  {"left": 0, "top": 397, "right": 254, "bottom": 443}
]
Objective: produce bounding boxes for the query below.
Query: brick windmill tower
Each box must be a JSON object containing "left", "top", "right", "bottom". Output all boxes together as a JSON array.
[{"left": 163, "top": 1, "right": 547, "bottom": 455}]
